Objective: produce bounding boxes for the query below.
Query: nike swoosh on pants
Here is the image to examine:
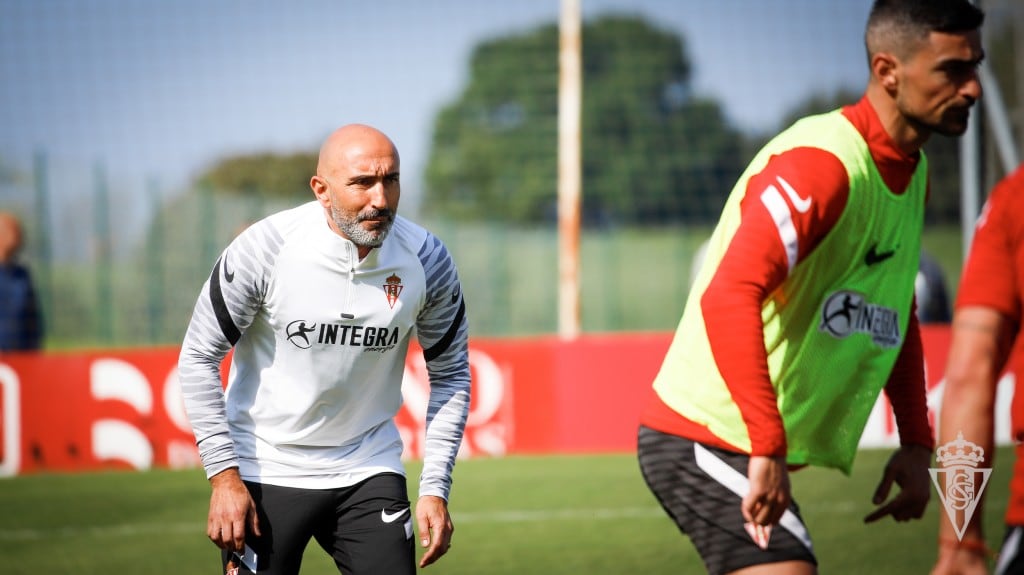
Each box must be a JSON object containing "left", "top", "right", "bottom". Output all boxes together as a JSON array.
[{"left": 381, "top": 508, "right": 409, "bottom": 523}]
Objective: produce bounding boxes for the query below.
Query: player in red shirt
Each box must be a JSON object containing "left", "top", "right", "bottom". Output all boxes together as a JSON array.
[{"left": 931, "top": 164, "right": 1024, "bottom": 575}]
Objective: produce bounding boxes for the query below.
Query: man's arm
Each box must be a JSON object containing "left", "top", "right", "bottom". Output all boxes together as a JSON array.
[
  {"left": 932, "top": 172, "right": 1024, "bottom": 573},
  {"left": 864, "top": 300, "right": 933, "bottom": 524},
  {"left": 700, "top": 147, "right": 850, "bottom": 525},
  {"left": 414, "top": 234, "right": 471, "bottom": 567},
  {"left": 885, "top": 300, "right": 934, "bottom": 448},
  {"left": 704, "top": 148, "right": 851, "bottom": 455},
  {"left": 178, "top": 225, "right": 276, "bottom": 553},
  {"left": 930, "top": 306, "right": 1015, "bottom": 574},
  {"left": 178, "top": 232, "right": 268, "bottom": 478}
]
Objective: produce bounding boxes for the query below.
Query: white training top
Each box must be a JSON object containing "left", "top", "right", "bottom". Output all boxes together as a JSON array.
[{"left": 178, "top": 201, "right": 471, "bottom": 499}]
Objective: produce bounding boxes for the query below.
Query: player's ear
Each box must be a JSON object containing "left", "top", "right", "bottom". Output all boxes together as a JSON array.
[{"left": 871, "top": 52, "right": 899, "bottom": 92}]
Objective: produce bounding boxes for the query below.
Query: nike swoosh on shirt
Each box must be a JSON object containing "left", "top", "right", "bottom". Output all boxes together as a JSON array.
[
  {"left": 381, "top": 508, "right": 409, "bottom": 523},
  {"left": 776, "top": 175, "right": 812, "bottom": 213},
  {"left": 223, "top": 255, "right": 235, "bottom": 283}
]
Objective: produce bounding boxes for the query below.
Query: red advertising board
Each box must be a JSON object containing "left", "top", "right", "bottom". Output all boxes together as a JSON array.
[{"left": 0, "top": 327, "right": 1014, "bottom": 476}]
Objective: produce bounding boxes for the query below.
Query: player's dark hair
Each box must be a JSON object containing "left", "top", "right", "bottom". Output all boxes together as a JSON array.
[
  {"left": 869, "top": 0, "right": 984, "bottom": 34},
  {"left": 866, "top": 0, "right": 984, "bottom": 59}
]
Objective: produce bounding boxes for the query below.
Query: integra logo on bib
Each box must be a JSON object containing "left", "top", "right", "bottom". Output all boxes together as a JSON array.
[
  {"left": 286, "top": 319, "right": 400, "bottom": 352},
  {"left": 819, "top": 290, "right": 901, "bottom": 348}
]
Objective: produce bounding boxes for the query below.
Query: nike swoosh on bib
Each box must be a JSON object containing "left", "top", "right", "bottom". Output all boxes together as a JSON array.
[
  {"left": 381, "top": 508, "right": 409, "bottom": 523},
  {"left": 776, "top": 175, "right": 812, "bottom": 213},
  {"left": 864, "top": 243, "right": 897, "bottom": 266}
]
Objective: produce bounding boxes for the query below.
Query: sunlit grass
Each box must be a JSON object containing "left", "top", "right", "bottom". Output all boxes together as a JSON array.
[{"left": 0, "top": 447, "right": 1010, "bottom": 574}]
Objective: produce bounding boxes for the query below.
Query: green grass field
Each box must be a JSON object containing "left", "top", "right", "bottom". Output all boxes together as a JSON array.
[{"left": 0, "top": 448, "right": 1011, "bottom": 574}]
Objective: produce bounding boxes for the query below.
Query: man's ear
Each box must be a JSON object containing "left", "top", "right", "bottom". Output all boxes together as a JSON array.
[
  {"left": 871, "top": 52, "right": 899, "bottom": 92},
  {"left": 310, "top": 175, "right": 330, "bottom": 208}
]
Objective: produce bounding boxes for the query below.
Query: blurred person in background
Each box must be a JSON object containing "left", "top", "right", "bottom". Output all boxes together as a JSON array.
[
  {"left": 178, "top": 124, "right": 471, "bottom": 575},
  {"left": 0, "top": 210, "right": 43, "bottom": 352},
  {"left": 931, "top": 164, "right": 1024, "bottom": 575},
  {"left": 637, "top": 0, "right": 985, "bottom": 573},
  {"left": 917, "top": 249, "right": 952, "bottom": 323}
]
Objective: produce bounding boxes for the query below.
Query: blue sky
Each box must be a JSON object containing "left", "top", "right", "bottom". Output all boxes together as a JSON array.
[{"left": 0, "top": 0, "right": 872, "bottom": 213}]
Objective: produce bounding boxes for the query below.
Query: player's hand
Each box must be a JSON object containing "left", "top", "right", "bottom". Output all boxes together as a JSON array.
[
  {"left": 743, "top": 455, "right": 791, "bottom": 526},
  {"left": 207, "top": 468, "right": 261, "bottom": 553},
  {"left": 416, "top": 495, "right": 454, "bottom": 568},
  {"left": 864, "top": 444, "right": 931, "bottom": 523}
]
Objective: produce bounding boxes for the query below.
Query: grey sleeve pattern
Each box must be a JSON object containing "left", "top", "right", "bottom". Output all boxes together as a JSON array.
[
  {"left": 416, "top": 234, "right": 471, "bottom": 501},
  {"left": 177, "top": 221, "right": 283, "bottom": 478}
]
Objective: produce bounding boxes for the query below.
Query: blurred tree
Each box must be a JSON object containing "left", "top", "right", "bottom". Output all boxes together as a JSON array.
[
  {"left": 195, "top": 152, "right": 317, "bottom": 199},
  {"left": 179, "top": 9, "right": 1021, "bottom": 228},
  {"left": 423, "top": 15, "right": 747, "bottom": 225},
  {"left": 773, "top": 90, "right": 862, "bottom": 132}
]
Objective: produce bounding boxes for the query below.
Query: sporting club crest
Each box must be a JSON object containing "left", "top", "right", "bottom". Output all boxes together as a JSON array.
[
  {"left": 929, "top": 432, "right": 992, "bottom": 540},
  {"left": 384, "top": 273, "right": 404, "bottom": 309}
]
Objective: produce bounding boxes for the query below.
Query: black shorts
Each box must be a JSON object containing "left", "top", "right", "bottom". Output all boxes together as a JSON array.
[
  {"left": 637, "top": 425, "right": 817, "bottom": 575},
  {"left": 223, "top": 472, "right": 415, "bottom": 575},
  {"left": 996, "top": 525, "right": 1024, "bottom": 575}
]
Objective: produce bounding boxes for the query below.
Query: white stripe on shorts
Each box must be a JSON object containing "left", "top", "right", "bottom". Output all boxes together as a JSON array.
[
  {"left": 995, "top": 526, "right": 1022, "bottom": 575},
  {"left": 694, "top": 443, "right": 814, "bottom": 553}
]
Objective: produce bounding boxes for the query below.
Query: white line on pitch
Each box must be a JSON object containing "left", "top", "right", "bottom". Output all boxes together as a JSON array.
[
  {"left": 0, "top": 507, "right": 666, "bottom": 541},
  {"left": 0, "top": 498, "right": 1004, "bottom": 541},
  {"left": 455, "top": 507, "right": 666, "bottom": 523}
]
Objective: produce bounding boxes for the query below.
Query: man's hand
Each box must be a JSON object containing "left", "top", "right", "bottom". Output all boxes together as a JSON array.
[
  {"left": 206, "top": 468, "right": 260, "bottom": 554},
  {"left": 416, "top": 495, "right": 454, "bottom": 568},
  {"left": 743, "top": 455, "right": 791, "bottom": 526},
  {"left": 864, "top": 444, "right": 932, "bottom": 523}
]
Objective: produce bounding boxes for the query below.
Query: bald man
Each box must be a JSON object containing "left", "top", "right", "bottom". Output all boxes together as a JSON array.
[
  {"left": 178, "top": 124, "right": 471, "bottom": 574},
  {"left": 0, "top": 211, "right": 43, "bottom": 351}
]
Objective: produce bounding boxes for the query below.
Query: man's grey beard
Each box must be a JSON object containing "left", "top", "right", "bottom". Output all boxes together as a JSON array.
[{"left": 331, "top": 206, "right": 395, "bottom": 248}]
